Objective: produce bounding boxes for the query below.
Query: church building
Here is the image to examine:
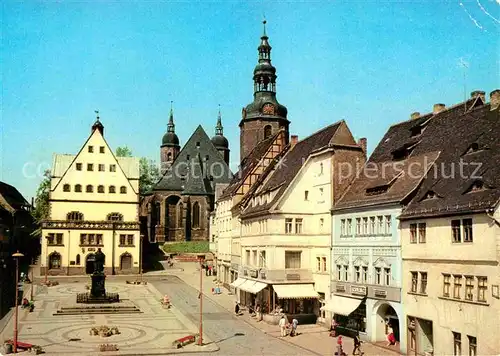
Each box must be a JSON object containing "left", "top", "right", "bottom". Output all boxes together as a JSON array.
[{"left": 140, "top": 108, "right": 233, "bottom": 243}]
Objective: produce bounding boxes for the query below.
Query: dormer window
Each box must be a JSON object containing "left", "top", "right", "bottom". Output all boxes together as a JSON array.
[
  {"left": 366, "top": 185, "right": 389, "bottom": 196},
  {"left": 424, "top": 191, "right": 437, "bottom": 200},
  {"left": 465, "top": 142, "right": 481, "bottom": 155},
  {"left": 466, "top": 180, "right": 486, "bottom": 194},
  {"left": 392, "top": 142, "right": 419, "bottom": 161}
]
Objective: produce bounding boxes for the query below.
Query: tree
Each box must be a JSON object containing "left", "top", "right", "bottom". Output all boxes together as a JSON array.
[
  {"left": 139, "top": 157, "right": 160, "bottom": 195},
  {"left": 31, "top": 169, "right": 51, "bottom": 236},
  {"left": 116, "top": 147, "right": 159, "bottom": 195},
  {"left": 116, "top": 146, "right": 132, "bottom": 157}
]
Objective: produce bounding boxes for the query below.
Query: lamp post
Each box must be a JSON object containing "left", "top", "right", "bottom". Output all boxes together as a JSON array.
[
  {"left": 197, "top": 254, "right": 205, "bottom": 346},
  {"left": 12, "top": 251, "right": 24, "bottom": 354},
  {"left": 44, "top": 236, "right": 48, "bottom": 285},
  {"left": 29, "top": 265, "right": 34, "bottom": 301},
  {"left": 139, "top": 234, "right": 143, "bottom": 283}
]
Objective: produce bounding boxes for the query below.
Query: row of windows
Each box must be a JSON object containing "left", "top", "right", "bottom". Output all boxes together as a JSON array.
[
  {"left": 63, "top": 184, "right": 127, "bottom": 194},
  {"left": 48, "top": 232, "right": 135, "bottom": 247},
  {"left": 410, "top": 219, "right": 473, "bottom": 244},
  {"left": 443, "top": 274, "right": 487, "bottom": 303},
  {"left": 244, "top": 249, "right": 266, "bottom": 268},
  {"left": 340, "top": 215, "right": 392, "bottom": 237},
  {"left": 48, "top": 252, "right": 133, "bottom": 269},
  {"left": 76, "top": 163, "right": 116, "bottom": 172},
  {"left": 335, "top": 265, "right": 392, "bottom": 286},
  {"left": 88, "top": 145, "right": 106, "bottom": 153},
  {"left": 66, "top": 212, "right": 123, "bottom": 221},
  {"left": 410, "top": 271, "right": 487, "bottom": 303}
]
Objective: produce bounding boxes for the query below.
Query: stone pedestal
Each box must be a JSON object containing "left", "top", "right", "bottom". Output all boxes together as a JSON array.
[{"left": 91, "top": 274, "right": 106, "bottom": 298}]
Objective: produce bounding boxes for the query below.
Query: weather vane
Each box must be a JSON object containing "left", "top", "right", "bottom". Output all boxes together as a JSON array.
[{"left": 94, "top": 110, "right": 100, "bottom": 121}]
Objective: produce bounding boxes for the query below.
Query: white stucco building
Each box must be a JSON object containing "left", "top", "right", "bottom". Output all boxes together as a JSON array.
[{"left": 41, "top": 117, "right": 141, "bottom": 276}]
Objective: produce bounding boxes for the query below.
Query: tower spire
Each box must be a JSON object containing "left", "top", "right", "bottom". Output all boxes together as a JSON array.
[
  {"left": 215, "top": 104, "right": 223, "bottom": 136},
  {"left": 167, "top": 101, "right": 175, "bottom": 133},
  {"left": 254, "top": 19, "right": 276, "bottom": 94}
]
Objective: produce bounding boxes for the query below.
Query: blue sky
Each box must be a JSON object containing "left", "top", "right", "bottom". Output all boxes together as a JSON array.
[{"left": 1, "top": 0, "right": 499, "bottom": 199}]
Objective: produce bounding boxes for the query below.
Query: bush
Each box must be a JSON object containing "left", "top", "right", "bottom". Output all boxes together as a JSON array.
[{"left": 162, "top": 241, "right": 209, "bottom": 254}]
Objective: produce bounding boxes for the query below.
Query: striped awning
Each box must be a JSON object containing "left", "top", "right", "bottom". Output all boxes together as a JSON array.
[{"left": 273, "top": 284, "right": 319, "bottom": 299}]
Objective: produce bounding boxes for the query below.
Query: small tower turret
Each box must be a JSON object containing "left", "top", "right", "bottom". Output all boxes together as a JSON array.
[
  {"left": 211, "top": 105, "right": 230, "bottom": 165},
  {"left": 160, "top": 102, "right": 180, "bottom": 174}
]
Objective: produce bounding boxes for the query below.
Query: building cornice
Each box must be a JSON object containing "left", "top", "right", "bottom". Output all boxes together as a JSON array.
[
  {"left": 49, "top": 199, "right": 138, "bottom": 204},
  {"left": 42, "top": 220, "right": 140, "bottom": 231}
]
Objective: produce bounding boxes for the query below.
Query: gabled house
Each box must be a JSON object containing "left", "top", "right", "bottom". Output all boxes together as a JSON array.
[
  {"left": 234, "top": 120, "right": 365, "bottom": 325},
  {"left": 41, "top": 116, "right": 141, "bottom": 275},
  {"left": 328, "top": 90, "right": 489, "bottom": 353},
  {"left": 399, "top": 90, "right": 500, "bottom": 355}
]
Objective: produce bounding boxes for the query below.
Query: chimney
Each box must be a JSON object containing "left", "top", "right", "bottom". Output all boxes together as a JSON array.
[
  {"left": 358, "top": 138, "right": 367, "bottom": 155},
  {"left": 433, "top": 103, "right": 446, "bottom": 114},
  {"left": 490, "top": 89, "right": 500, "bottom": 110},
  {"left": 470, "top": 90, "right": 486, "bottom": 102},
  {"left": 410, "top": 112, "right": 420, "bottom": 120},
  {"left": 290, "top": 135, "right": 299, "bottom": 147}
]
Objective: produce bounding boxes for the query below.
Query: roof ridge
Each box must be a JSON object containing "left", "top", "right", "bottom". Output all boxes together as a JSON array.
[{"left": 295, "top": 120, "right": 343, "bottom": 144}]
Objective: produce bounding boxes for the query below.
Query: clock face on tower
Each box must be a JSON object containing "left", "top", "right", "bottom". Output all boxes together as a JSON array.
[{"left": 262, "top": 103, "right": 275, "bottom": 115}]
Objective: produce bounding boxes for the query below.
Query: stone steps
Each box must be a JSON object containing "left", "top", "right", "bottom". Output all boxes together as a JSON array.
[{"left": 54, "top": 305, "right": 142, "bottom": 315}]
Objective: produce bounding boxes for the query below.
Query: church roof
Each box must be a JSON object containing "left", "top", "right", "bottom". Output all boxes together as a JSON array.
[{"left": 154, "top": 125, "right": 233, "bottom": 194}]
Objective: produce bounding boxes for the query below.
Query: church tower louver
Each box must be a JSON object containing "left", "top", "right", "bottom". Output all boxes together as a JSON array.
[{"left": 239, "top": 20, "right": 290, "bottom": 163}]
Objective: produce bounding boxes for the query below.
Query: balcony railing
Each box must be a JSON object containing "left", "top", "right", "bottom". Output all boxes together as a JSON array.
[
  {"left": 238, "top": 266, "right": 313, "bottom": 282},
  {"left": 42, "top": 220, "right": 140, "bottom": 230}
]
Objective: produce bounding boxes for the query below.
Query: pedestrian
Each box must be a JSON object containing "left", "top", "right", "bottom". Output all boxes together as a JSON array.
[
  {"left": 352, "top": 332, "right": 363, "bottom": 355},
  {"left": 234, "top": 302, "right": 240, "bottom": 315},
  {"left": 278, "top": 315, "right": 287, "bottom": 337},
  {"left": 290, "top": 318, "right": 298, "bottom": 336}
]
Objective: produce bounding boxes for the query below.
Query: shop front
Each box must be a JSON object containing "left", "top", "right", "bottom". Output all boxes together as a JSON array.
[
  {"left": 270, "top": 283, "right": 319, "bottom": 325},
  {"left": 230, "top": 277, "right": 267, "bottom": 308},
  {"left": 323, "top": 294, "right": 367, "bottom": 338}
]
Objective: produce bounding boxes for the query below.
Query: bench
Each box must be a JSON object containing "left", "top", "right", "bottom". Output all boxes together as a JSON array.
[
  {"left": 172, "top": 334, "right": 197, "bottom": 348},
  {"left": 5, "top": 339, "right": 33, "bottom": 350}
]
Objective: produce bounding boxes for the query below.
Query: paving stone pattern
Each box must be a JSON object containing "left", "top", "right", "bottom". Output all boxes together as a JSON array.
[{"left": 2, "top": 281, "right": 217, "bottom": 355}]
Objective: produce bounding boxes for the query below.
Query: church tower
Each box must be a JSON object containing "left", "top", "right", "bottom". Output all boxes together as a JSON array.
[
  {"left": 211, "top": 106, "right": 230, "bottom": 165},
  {"left": 239, "top": 20, "right": 290, "bottom": 163},
  {"left": 160, "top": 105, "right": 180, "bottom": 174}
]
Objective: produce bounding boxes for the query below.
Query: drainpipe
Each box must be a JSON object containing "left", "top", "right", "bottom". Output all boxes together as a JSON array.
[
  {"left": 112, "top": 222, "right": 116, "bottom": 275},
  {"left": 67, "top": 230, "right": 71, "bottom": 275}
]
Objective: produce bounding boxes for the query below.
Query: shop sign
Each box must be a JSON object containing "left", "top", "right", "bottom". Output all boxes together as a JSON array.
[
  {"left": 350, "top": 285, "right": 367, "bottom": 296},
  {"left": 374, "top": 289, "right": 387, "bottom": 298},
  {"left": 336, "top": 284, "right": 346, "bottom": 292}
]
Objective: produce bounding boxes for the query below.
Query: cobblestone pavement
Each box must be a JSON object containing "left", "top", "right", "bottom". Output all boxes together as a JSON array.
[
  {"left": 158, "top": 262, "right": 401, "bottom": 356},
  {"left": 0, "top": 280, "right": 216, "bottom": 355}
]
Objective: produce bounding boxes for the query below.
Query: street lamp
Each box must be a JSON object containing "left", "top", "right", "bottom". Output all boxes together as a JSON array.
[
  {"left": 12, "top": 251, "right": 24, "bottom": 354},
  {"left": 44, "top": 236, "right": 49, "bottom": 285},
  {"left": 139, "top": 234, "right": 144, "bottom": 283},
  {"left": 197, "top": 254, "right": 205, "bottom": 346}
]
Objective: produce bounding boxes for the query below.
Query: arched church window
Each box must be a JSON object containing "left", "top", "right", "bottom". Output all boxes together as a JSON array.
[
  {"left": 178, "top": 202, "right": 183, "bottom": 227},
  {"left": 192, "top": 202, "right": 200, "bottom": 228},
  {"left": 264, "top": 125, "right": 272, "bottom": 139}
]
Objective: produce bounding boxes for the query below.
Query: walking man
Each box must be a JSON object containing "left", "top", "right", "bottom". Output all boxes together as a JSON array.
[
  {"left": 278, "top": 315, "right": 287, "bottom": 337},
  {"left": 352, "top": 332, "right": 363, "bottom": 355}
]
